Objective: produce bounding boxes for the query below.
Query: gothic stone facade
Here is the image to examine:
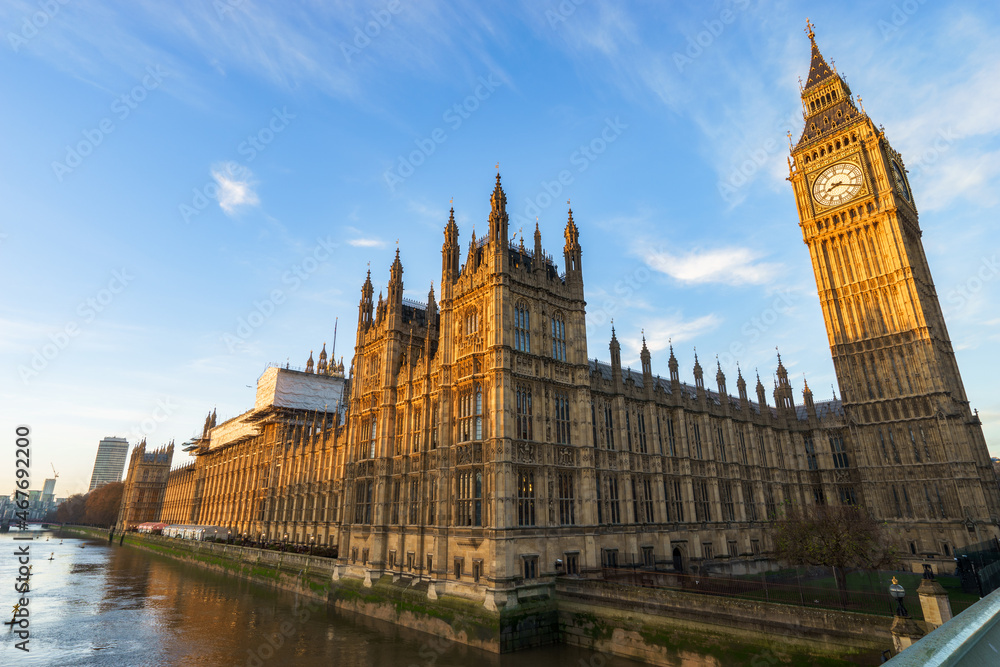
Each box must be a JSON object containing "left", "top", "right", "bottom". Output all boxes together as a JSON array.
[
  {"left": 147, "top": 33, "right": 1000, "bottom": 605},
  {"left": 117, "top": 441, "right": 173, "bottom": 529}
]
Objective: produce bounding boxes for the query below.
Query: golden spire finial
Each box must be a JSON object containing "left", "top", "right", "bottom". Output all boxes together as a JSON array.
[
  {"left": 495, "top": 161, "right": 499, "bottom": 171},
  {"left": 450, "top": 197, "right": 453, "bottom": 205},
  {"left": 805, "top": 18, "right": 815, "bottom": 42}
]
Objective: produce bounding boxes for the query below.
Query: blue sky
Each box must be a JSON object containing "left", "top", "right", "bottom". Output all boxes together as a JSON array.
[{"left": 2, "top": 1, "right": 999, "bottom": 497}]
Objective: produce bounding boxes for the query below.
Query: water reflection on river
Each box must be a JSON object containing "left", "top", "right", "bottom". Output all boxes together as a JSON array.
[{"left": 1, "top": 529, "right": 649, "bottom": 667}]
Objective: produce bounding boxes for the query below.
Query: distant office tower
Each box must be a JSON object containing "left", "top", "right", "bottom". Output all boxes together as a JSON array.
[{"left": 89, "top": 437, "right": 130, "bottom": 491}]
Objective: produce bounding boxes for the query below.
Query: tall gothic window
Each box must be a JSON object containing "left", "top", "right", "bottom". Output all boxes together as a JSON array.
[
  {"left": 693, "top": 479, "right": 711, "bottom": 522},
  {"left": 517, "top": 469, "right": 535, "bottom": 526},
  {"left": 742, "top": 481, "right": 758, "bottom": 521},
  {"left": 354, "top": 480, "right": 373, "bottom": 524},
  {"left": 427, "top": 478, "right": 436, "bottom": 524},
  {"left": 551, "top": 315, "right": 566, "bottom": 361},
  {"left": 716, "top": 426, "right": 726, "bottom": 462},
  {"left": 830, "top": 434, "right": 849, "bottom": 468},
  {"left": 604, "top": 404, "right": 615, "bottom": 450},
  {"left": 390, "top": 480, "right": 401, "bottom": 524},
  {"left": 465, "top": 309, "right": 479, "bottom": 335},
  {"left": 665, "top": 414, "right": 676, "bottom": 456},
  {"left": 555, "top": 392, "right": 571, "bottom": 444},
  {"left": 457, "top": 470, "right": 482, "bottom": 526},
  {"left": 738, "top": 428, "right": 748, "bottom": 465},
  {"left": 459, "top": 385, "right": 483, "bottom": 442},
  {"left": 516, "top": 386, "right": 533, "bottom": 440},
  {"left": 636, "top": 412, "right": 647, "bottom": 453},
  {"left": 514, "top": 304, "right": 530, "bottom": 352},
  {"left": 558, "top": 472, "right": 575, "bottom": 525},
  {"left": 361, "top": 416, "right": 376, "bottom": 459},
  {"left": 641, "top": 477, "right": 655, "bottom": 523},
  {"left": 909, "top": 428, "right": 922, "bottom": 463},
  {"left": 408, "top": 479, "right": 419, "bottom": 524},
  {"left": 625, "top": 411, "right": 633, "bottom": 451},
  {"left": 720, "top": 481, "right": 735, "bottom": 522},
  {"left": 605, "top": 475, "right": 621, "bottom": 524},
  {"left": 692, "top": 422, "right": 703, "bottom": 459},
  {"left": 430, "top": 400, "right": 438, "bottom": 449},
  {"left": 664, "top": 478, "right": 684, "bottom": 522},
  {"left": 804, "top": 436, "right": 818, "bottom": 470}
]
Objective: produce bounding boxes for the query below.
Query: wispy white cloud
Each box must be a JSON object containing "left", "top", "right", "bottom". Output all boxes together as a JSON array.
[
  {"left": 640, "top": 244, "right": 782, "bottom": 286},
  {"left": 347, "top": 238, "right": 385, "bottom": 248},
  {"left": 621, "top": 312, "right": 722, "bottom": 364},
  {"left": 211, "top": 162, "right": 259, "bottom": 215}
]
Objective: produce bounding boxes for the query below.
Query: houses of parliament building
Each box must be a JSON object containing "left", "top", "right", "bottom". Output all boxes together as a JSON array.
[{"left": 122, "top": 28, "right": 1000, "bottom": 609}]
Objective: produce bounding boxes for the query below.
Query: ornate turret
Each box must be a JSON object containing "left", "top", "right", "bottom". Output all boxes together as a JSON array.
[
  {"left": 305, "top": 350, "right": 314, "bottom": 374},
  {"left": 693, "top": 350, "right": 704, "bottom": 390},
  {"left": 640, "top": 333, "right": 651, "bottom": 377},
  {"left": 563, "top": 205, "right": 582, "bottom": 285},
  {"left": 610, "top": 325, "right": 622, "bottom": 385},
  {"left": 358, "top": 269, "right": 374, "bottom": 331},
  {"left": 736, "top": 365, "right": 748, "bottom": 407},
  {"left": 774, "top": 349, "right": 795, "bottom": 414},
  {"left": 803, "top": 376, "right": 816, "bottom": 417},
  {"left": 317, "top": 343, "right": 328, "bottom": 374},
  {"left": 388, "top": 248, "right": 404, "bottom": 308},
  {"left": 442, "top": 207, "right": 460, "bottom": 285},
  {"left": 488, "top": 172, "right": 509, "bottom": 251},
  {"left": 533, "top": 221, "right": 543, "bottom": 274},
  {"left": 716, "top": 359, "right": 727, "bottom": 398},
  {"left": 668, "top": 342, "right": 679, "bottom": 385},
  {"left": 756, "top": 371, "right": 769, "bottom": 417}
]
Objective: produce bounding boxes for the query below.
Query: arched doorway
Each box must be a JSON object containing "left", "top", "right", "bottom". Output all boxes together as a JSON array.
[{"left": 672, "top": 547, "right": 683, "bottom": 572}]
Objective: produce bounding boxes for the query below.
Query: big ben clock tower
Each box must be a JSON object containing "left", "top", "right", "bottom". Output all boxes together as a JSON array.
[{"left": 788, "top": 22, "right": 1000, "bottom": 552}]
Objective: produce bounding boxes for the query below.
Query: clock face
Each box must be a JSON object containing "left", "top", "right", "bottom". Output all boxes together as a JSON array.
[
  {"left": 891, "top": 161, "right": 910, "bottom": 202},
  {"left": 812, "top": 162, "right": 864, "bottom": 207}
]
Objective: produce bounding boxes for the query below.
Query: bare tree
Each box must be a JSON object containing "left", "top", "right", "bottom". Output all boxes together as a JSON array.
[{"left": 768, "top": 503, "right": 900, "bottom": 602}]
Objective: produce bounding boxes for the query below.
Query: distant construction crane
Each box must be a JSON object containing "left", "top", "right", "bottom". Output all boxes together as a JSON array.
[{"left": 50, "top": 463, "right": 59, "bottom": 479}]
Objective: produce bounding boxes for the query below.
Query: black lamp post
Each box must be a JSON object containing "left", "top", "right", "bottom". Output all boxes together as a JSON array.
[
  {"left": 889, "top": 576, "right": 908, "bottom": 617},
  {"left": 309, "top": 535, "right": 315, "bottom": 556}
]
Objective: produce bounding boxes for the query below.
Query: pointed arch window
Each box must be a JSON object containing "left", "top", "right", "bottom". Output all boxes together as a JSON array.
[
  {"left": 459, "top": 385, "right": 484, "bottom": 442},
  {"left": 551, "top": 315, "right": 566, "bottom": 361},
  {"left": 514, "top": 304, "right": 530, "bottom": 352},
  {"left": 516, "top": 386, "right": 533, "bottom": 440}
]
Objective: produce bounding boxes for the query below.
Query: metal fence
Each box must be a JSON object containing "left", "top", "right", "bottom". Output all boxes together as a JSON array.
[
  {"left": 598, "top": 565, "right": 977, "bottom": 621},
  {"left": 954, "top": 537, "right": 1000, "bottom": 597}
]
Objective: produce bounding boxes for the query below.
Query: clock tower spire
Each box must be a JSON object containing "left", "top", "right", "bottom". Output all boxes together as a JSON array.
[{"left": 788, "top": 22, "right": 1000, "bottom": 553}]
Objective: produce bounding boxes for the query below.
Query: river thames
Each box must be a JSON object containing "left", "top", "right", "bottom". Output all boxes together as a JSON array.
[{"left": 1, "top": 528, "right": 652, "bottom": 667}]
